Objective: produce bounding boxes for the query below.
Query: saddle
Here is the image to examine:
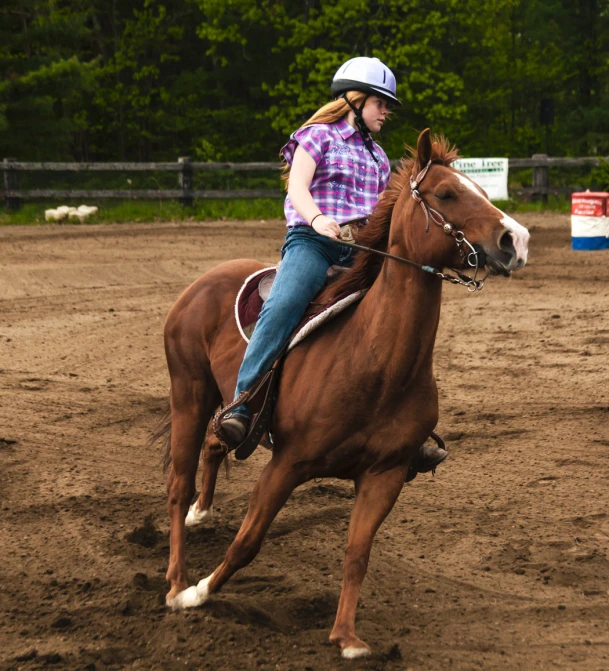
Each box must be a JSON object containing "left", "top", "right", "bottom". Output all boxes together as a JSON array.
[
  {"left": 235, "top": 220, "right": 364, "bottom": 345},
  {"left": 235, "top": 264, "right": 365, "bottom": 345},
  {"left": 214, "top": 224, "right": 366, "bottom": 459},
  {"left": 216, "top": 265, "right": 366, "bottom": 460}
]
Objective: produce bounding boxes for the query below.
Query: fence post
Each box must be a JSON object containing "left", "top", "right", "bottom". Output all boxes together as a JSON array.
[
  {"left": 531, "top": 153, "right": 549, "bottom": 203},
  {"left": 178, "top": 156, "right": 193, "bottom": 207},
  {"left": 3, "top": 158, "right": 20, "bottom": 211}
]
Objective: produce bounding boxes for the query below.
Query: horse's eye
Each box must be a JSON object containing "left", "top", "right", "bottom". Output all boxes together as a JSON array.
[{"left": 435, "top": 191, "right": 455, "bottom": 201}]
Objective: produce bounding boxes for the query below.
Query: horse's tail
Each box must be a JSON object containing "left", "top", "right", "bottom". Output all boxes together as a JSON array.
[{"left": 148, "top": 401, "right": 173, "bottom": 473}]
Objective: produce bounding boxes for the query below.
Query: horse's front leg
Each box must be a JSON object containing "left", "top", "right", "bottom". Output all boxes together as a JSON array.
[
  {"left": 167, "top": 455, "right": 301, "bottom": 609},
  {"left": 330, "top": 467, "right": 406, "bottom": 659},
  {"left": 185, "top": 431, "right": 225, "bottom": 526}
]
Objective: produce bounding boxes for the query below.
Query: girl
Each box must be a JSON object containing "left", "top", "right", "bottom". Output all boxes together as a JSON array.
[{"left": 220, "top": 56, "right": 447, "bottom": 478}]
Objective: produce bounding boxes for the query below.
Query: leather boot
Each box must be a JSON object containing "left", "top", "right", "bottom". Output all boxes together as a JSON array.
[
  {"left": 406, "top": 444, "right": 448, "bottom": 483},
  {"left": 219, "top": 413, "right": 249, "bottom": 449}
]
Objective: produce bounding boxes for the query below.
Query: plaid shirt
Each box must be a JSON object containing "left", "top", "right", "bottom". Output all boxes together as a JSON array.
[{"left": 281, "top": 118, "right": 391, "bottom": 228}]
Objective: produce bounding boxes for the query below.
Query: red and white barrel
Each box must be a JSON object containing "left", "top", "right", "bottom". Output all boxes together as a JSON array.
[{"left": 571, "top": 191, "right": 609, "bottom": 250}]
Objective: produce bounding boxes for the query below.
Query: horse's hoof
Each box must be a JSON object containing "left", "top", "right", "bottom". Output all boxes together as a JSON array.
[
  {"left": 342, "top": 646, "right": 372, "bottom": 659},
  {"left": 185, "top": 502, "right": 213, "bottom": 527},
  {"left": 167, "top": 585, "right": 199, "bottom": 610},
  {"left": 166, "top": 575, "right": 212, "bottom": 610}
]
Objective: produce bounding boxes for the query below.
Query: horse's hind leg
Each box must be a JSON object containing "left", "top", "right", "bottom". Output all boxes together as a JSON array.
[
  {"left": 166, "top": 375, "right": 220, "bottom": 603},
  {"left": 329, "top": 468, "right": 406, "bottom": 659},
  {"left": 168, "top": 455, "right": 301, "bottom": 610},
  {"left": 185, "top": 431, "right": 225, "bottom": 526}
]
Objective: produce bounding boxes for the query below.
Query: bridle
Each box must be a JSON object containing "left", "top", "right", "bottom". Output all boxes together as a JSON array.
[
  {"left": 409, "top": 160, "right": 487, "bottom": 291},
  {"left": 331, "top": 160, "right": 488, "bottom": 292}
]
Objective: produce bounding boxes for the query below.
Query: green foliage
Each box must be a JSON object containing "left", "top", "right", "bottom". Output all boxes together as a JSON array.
[
  {"left": 0, "top": 198, "right": 285, "bottom": 225},
  {"left": 2, "top": 0, "right": 609, "bottom": 164},
  {"left": 0, "top": 0, "right": 100, "bottom": 159},
  {"left": 494, "top": 195, "right": 571, "bottom": 213},
  {"left": 590, "top": 159, "right": 609, "bottom": 191}
]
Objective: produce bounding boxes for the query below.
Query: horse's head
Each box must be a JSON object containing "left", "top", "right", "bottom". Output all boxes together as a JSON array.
[{"left": 391, "top": 129, "right": 529, "bottom": 279}]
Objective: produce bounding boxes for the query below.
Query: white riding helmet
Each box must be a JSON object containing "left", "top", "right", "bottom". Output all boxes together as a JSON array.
[{"left": 331, "top": 56, "right": 401, "bottom": 106}]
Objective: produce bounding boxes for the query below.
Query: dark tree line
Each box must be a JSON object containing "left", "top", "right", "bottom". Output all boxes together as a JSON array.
[{"left": 1, "top": 0, "right": 608, "bottom": 162}]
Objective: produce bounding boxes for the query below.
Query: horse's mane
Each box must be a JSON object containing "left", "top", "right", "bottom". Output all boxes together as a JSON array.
[{"left": 325, "top": 134, "right": 459, "bottom": 299}]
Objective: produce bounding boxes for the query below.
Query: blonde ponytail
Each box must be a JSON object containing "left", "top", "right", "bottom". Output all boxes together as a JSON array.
[{"left": 280, "top": 92, "right": 368, "bottom": 189}]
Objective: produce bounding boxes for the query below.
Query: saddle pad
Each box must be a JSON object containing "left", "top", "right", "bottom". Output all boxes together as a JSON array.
[{"left": 235, "top": 266, "right": 366, "bottom": 350}]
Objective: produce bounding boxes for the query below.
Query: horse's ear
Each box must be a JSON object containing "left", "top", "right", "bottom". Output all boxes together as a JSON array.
[{"left": 417, "top": 128, "right": 432, "bottom": 167}]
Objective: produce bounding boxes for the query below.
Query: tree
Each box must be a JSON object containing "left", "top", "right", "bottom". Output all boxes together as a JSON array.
[
  {"left": 2, "top": 0, "right": 609, "bottom": 161},
  {"left": 0, "top": 0, "right": 98, "bottom": 159}
]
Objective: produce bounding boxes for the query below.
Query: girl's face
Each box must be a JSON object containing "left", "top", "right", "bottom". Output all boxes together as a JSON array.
[{"left": 361, "top": 95, "right": 391, "bottom": 133}]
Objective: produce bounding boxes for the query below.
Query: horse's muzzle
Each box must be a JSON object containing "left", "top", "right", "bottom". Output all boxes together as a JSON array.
[{"left": 485, "top": 227, "right": 529, "bottom": 276}]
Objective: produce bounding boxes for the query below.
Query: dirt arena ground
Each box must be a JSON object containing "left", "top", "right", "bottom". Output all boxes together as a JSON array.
[{"left": 1, "top": 213, "right": 608, "bottom": 671}]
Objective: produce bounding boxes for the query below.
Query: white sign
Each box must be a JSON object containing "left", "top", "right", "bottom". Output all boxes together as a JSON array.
[{"left": 452, "top": 157, "right": 509, "bottom": 201}]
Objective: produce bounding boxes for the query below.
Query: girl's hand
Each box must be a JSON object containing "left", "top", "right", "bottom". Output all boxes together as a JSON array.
[{"left": 311, "top": 215, "right": 341, "bottom": 239}]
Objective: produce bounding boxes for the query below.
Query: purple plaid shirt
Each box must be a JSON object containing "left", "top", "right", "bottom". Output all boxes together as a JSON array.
[{"left": 281, "top": 118, "right": 391, "bottom": 228}]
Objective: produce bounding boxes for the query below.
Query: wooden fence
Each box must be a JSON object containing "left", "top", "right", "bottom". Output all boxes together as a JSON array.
[{"left": 1, "top": 153, "right": 606, "bottom": 209}]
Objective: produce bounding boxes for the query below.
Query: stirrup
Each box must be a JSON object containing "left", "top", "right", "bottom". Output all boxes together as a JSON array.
[
  {"left": 406, "top": 433, "right": 448, "bottom": 483},
  {"left": 218, "top": 414, "right": 249, "bottom": 449},
  {"left": 213, "top": 366, "right": 280, "bottom": 461}
]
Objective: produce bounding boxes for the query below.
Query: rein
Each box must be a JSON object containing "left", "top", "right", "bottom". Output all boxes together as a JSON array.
[
  {"left": 329, "top": 160, "right": 488, "bottom": 292},
  {"left": 331, "top": 233, "right": 483, "bottom": 290}
]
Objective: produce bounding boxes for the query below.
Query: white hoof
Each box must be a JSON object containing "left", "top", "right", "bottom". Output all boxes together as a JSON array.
[
  {"left": 185, "top": 502, "right": 212, "bottom": 527},
  {"left": 342, "top": 647, "right": 371, "bottom": 659},
  {"left": 166, "top": 575, "right": 212, "bottom": 610},
  {"left": 167, "top": 585, "right": 200, "bottom": 610}
]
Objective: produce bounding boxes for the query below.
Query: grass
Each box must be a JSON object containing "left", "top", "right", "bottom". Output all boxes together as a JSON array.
[
  {"left": 494, "top": 194, "right": 571, "bottom": 213},
  {"left": 0, "top": 198, "right": 286, "bottom": 226},
  {"left": 0, "top": 194, "right": 570, "bottom": 226}
]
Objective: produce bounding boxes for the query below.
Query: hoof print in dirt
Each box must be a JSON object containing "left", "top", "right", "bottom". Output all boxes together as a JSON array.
[
  {"left": 126, "top": 516, "right": 159, "bottom": 548},
  {"left": 15, "top": 649, "right": 37, "bottom": 662},
  {"left": 117, "top": 593, "right": 147, "bottom": 616},
  {"left": 131, "top": 572, "right": 150, "bottom": 589},
  {"left": 39, "top": 652, "right": 63, "bottom": 665},
  {"left": 383, "top": 643, "right": 402, "bottom": 661},
  {"left": 117, "top": 597, "right": 133, "bottom": 616},
  {"left": 50, "top": 616, "right": 72, "bottom": 629}
]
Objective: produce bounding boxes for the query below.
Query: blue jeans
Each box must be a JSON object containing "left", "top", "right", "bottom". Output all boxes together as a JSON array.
[{"left": 232, "top": 226, "right": 353, "bottom": 418}]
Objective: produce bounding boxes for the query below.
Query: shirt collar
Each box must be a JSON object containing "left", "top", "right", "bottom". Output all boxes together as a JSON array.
[{"left": 336, "top": 117, "right": 358, "bottom": 140}]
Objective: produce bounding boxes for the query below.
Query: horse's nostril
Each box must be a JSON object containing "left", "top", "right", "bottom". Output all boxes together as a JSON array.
[{"left": 499, "top": 231, "right": 515, "bottom": 254}]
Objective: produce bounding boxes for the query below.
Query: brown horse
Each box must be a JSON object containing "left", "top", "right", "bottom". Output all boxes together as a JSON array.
[{"left": 160, "top": 129, "right": 529, "bottom": 658}]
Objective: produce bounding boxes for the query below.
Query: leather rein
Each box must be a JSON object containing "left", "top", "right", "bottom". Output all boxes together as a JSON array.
[{"left": 331, "top": 160, "right": 488, "bottom": 292}]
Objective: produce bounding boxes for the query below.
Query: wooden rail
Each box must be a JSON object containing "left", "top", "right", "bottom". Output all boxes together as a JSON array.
[
  {"left": 5, "top": 189, "right": 282, "bottom": 199},
  {"left": 0, "top": 161, "right": 285, "bottom": 171},
  {"left": 2, "top": 153, "right": 607, "bottom": 209}
]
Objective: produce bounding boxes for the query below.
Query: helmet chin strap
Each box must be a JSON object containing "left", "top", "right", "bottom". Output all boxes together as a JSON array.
[{"left": 341, "top": 93, "right": 379, "bottom": 164}]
